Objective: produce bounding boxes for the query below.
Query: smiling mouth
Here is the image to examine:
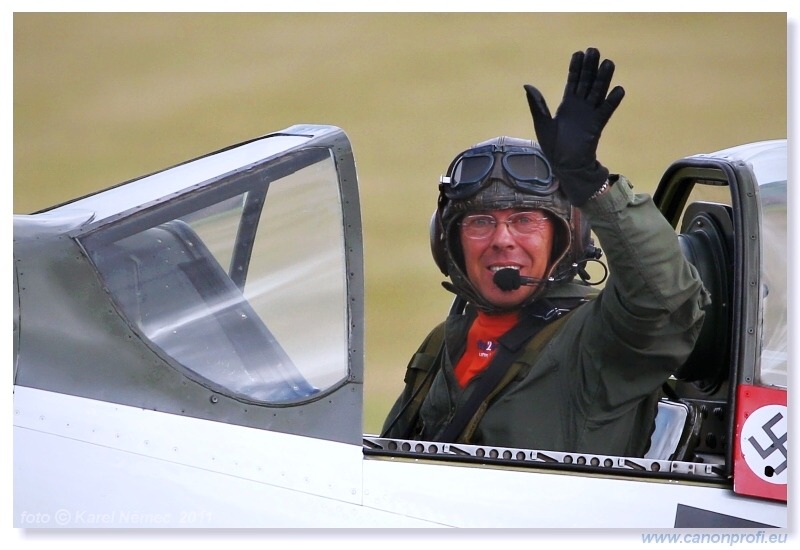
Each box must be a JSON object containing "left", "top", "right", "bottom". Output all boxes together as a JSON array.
[{"left": 489, "top": 265, "right": 521, "bottom": 273}]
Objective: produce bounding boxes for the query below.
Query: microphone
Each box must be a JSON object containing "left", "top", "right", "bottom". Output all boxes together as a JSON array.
[{"left": 492, "top": 268, "right": 543, "bottom": 291}]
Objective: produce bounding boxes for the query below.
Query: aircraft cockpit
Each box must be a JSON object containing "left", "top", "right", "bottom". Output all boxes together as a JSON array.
[{"left": 13, "top": 127, "right": 787, "bottom": 527}]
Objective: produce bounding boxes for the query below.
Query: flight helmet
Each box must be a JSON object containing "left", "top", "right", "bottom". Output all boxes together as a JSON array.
[{"left": 430, "top": 136, "right": 596, "bottom": 312}]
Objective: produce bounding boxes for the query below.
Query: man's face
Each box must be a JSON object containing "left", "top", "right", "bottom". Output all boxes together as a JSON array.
[{"left": 460, "top": 208, "right": 555, "bottom": 310}]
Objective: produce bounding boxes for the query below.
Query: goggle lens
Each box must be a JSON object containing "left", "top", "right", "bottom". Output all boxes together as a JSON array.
[
  {"left": 503, "top": 153, "right": 551, "bottom": 182},
  {"left": 451, "top": 155, "right": 493, "bottom": 189}
]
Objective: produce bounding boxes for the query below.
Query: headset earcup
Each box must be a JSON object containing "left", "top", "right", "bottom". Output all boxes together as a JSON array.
[{"left": 430, "top": 209, "right": 449, "bottom": 276}]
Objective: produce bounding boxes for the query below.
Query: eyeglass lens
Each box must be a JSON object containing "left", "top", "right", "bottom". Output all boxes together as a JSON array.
[{"left": 461, "top": 212, "right": 548, "bottom": 239}]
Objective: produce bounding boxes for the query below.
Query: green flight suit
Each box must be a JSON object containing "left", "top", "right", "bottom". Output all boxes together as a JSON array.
[{"left": 382, "top": 176, "right": 710, "bottom": 457}]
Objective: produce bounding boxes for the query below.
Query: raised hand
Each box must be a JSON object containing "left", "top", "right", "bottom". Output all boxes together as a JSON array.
[{"left": 523, "top": 47, "right": 625, "bottom": 206}]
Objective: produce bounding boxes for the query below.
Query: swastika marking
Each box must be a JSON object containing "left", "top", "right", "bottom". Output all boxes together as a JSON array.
[{"left": 741, "top": 404, "right": 788, "bottom": 484}]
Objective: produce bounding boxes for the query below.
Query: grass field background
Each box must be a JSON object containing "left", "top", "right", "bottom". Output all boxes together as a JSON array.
[{"left": 13, "top": 13, "right": 787, "bottom": 434}]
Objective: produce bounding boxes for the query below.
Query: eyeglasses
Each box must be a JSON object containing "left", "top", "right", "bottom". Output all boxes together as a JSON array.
[
  {"left": 459, "top": 211, "right": 551, "bottom": 240},
  {"left": 439, "top": 144, "right": 556, "bottom": 200}
]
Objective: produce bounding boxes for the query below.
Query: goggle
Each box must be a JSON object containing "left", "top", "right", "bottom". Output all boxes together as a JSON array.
[{"left": 439, "top": 144, "right": 556, "bottom": 200}]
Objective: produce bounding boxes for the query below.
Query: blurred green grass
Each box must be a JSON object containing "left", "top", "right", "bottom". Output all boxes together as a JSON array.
[{"left": 13, "top": 13, "right": 787, "bottom": 434}]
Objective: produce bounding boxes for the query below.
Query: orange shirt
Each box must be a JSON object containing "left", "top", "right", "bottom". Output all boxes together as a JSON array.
[{"left": 454, "top": 310, "right": 519, "bottom": 387}]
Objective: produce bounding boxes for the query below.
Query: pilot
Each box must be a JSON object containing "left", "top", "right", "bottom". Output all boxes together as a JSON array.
[{"left": 381, "top": 48, "right": 710, "bottom": 457}]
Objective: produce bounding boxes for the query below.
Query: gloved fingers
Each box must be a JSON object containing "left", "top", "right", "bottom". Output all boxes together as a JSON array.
[
  {"left": 588, "top": 58, "right": 616, "bottom": 107},
  {"left": 524, "top": 84, "right": 553, "bottom": 122},
  {"left": 564, "top": 49, "right": 585, "bottom": 98},
  {"left": 576, "top": 47, "right": 600, "bottom": 99},
  {"left": 599, "top": 85, "right": 626, "bottom": 122},
  {"left": 523, "top": 84, "right": 556, "bottom": 153}
]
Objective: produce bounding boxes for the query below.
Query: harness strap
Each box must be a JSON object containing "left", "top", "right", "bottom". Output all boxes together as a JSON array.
[
  {"left": 438, "top": 306, "right": 572, "bottom": 443},
  {"left": 457, "top": 312, "right": 571, "bottom": 443},
  {"left": 401, "top": 324, "right": 447, "bottom": 430},
  {"left": 382, "top": 299, "right": 580, "bottom": 441},
  {"left": 379, "top": 321, "right": 450, "bottom": 439}
]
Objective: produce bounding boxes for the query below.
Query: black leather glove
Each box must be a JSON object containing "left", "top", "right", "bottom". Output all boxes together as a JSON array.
[{"left": 524, "top": 47, "right": 625, "bottom": 206}]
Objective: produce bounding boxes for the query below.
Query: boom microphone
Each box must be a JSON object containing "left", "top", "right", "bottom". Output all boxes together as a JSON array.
[{"left": 492, "top": 268, "right": 543, "bottom": 291}]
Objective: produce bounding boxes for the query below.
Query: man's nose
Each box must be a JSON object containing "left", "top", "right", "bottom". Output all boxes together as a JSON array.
[{"left": 490, "top": 219, "right": 516, "bottom": 247}]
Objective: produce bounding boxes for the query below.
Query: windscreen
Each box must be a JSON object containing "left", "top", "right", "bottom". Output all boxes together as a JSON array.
[
  {"left": 87, "top": 151, "right": 350, "bottom": 404},
  {"left": 757, "top": 180, "right": 787, "bottom": 388}
]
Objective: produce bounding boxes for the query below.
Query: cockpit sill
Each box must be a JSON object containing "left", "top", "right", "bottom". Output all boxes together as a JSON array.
[{"left": 362, "top": 436, "right": 727, "bottom": 483}]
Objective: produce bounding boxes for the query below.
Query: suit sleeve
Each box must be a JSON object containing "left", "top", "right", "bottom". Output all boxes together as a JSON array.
[{"left": 575, "top": 175, "right": 711, "bottom": 406}]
